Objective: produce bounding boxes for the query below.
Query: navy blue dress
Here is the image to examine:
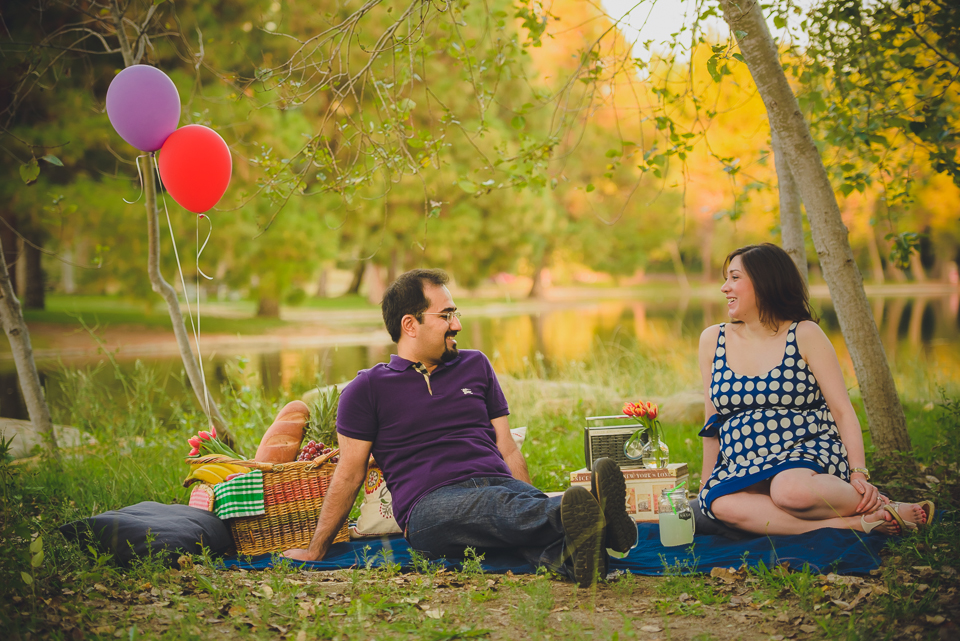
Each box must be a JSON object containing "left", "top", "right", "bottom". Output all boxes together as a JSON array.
[{"left": 697, "top": 322, "right": 850, "bottom": 521}]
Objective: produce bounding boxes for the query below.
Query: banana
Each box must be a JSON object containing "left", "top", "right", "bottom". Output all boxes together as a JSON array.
[
  {"left": 221, "top": 463, "right": 251, "bottom": 475},
  {"left": 187, "top": 467, "right": 226, "bottom": 485},
  {"left": 183, "top": 462, "right": 252, "bottom": 487}
]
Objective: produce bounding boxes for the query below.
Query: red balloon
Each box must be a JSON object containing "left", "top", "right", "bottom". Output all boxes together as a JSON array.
[{"left": 158, "top": 124, "right": 232, "bottom": 213}]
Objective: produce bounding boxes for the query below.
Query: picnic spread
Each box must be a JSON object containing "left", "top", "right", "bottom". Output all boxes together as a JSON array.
[{"left": 59, "top": 393, "right": 932, "bottom": 575}]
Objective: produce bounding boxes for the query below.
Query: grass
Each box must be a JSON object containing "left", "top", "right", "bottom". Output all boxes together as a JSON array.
[
  {"left": 22, "top": 294, "right": 290, "bottom": 335},
  {"left": 1, "top": 344, "right": 957, "bottom": 639}
]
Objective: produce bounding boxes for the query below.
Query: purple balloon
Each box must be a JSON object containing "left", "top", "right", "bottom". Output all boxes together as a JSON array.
[{"left": 106, "top": 65, "right": 181, "bottom": 152}]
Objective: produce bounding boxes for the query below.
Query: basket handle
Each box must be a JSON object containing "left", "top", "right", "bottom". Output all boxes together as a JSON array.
[{"left": 185, "top": 450, "right": 340, "bottom": 471}]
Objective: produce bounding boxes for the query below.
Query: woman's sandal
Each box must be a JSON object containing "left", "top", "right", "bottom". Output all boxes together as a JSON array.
[
  {"left": 860, "top": 512, "right": 889, "bottom": 535},
  {"left": 883, "top": 501, "right": 936, "bottom": 532}
]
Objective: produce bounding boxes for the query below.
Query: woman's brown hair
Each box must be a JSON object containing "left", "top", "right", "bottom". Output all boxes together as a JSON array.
[{"left": 723, "top": 243, "right": 818, "bottom": 329}]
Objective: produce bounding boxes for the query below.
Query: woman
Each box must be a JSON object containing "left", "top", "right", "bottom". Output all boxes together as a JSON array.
[{"left": 697, "top": 243, "right": 932, "bottom": 535}]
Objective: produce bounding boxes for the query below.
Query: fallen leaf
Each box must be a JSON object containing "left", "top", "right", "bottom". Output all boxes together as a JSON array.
[
  {"left": 424, "top": 608, "right": 444, "bottom": 619},
  {"left": 710, "top": 567, "right": 741, "bottom": 583},
  {"left": 831, "top": 599, "right": 851, "bottom": 609},
  {"left": 549, "top": 606, "right": 570, "bottom": 613},
  {"left": 926, "top": 615, "right": 945, "bottom": 625},
  {"left": 401, "top": 597, "right": 420, "bottom": 604},
  {"left": 296, "top": 632, "right": 307, "bottom": 641},
  {"left": 259, "top": 584, "right": 274, "bottom": 599},
  {"left": 799, "top": 624, "right": 818, "bottom": 633},
  {"left": 639, "top": 625, "right": 663, "bottom": 632}
]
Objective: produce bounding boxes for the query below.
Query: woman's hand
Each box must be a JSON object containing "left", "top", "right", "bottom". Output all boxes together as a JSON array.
[{"left": 850, "top": 472, "right": 882, "bottom": 514}]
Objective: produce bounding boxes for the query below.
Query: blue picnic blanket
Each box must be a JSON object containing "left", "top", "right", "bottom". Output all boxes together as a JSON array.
[{"left": 223, "top": 522, "right": 892, "bottom": 575}]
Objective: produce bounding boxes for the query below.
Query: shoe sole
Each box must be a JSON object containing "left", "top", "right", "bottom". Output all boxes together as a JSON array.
[
  {"left": 592, "top": 457, "right": 638, "bottom": 553},
  {"left": 561, "top": 486, "right": 605, "bottom": 588}
]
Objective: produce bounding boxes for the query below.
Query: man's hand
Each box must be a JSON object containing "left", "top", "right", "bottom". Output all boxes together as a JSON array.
[
  {"left": 282, "top": 548, "right": 318, "bottom": 562},
  {"left": 280, "top": 433, "right": 371, "bottom": 562}
]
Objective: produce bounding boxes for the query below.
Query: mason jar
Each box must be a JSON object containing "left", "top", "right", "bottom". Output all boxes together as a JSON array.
[{"left": 658, "top": 486, "right": 694, "bottom": 546}]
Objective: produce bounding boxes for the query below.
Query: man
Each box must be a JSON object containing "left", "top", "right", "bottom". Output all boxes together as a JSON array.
[{"left": 284, "top": 269, "right": 637, "bottom": 586}]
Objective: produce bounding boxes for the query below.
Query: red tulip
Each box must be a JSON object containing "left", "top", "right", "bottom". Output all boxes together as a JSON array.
[
  {"left": 646, "top": 402, "right": 659, "bottom": 420},
  {"left": 189, "top": 447, "right": 200, "bottom": 457},
  {"left": 210, "top": 426, "right": 217, "bottom": 439},
  {"left": 622, "top": 402, "right": 634, "bottom": 416},
  {"left": 198, "top": 431, "right": 213, "bottom": 441},
  {"left": 188, "top": 437, "right": 201, "bottom": 448}
]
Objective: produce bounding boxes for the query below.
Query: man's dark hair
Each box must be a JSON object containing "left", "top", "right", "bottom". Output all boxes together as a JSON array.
[
  {"left": 381, "top": 269, "right": 450, "bottom": 342},
  {"left": 723, "top": 243, "right": 818, "bottom": 330}
]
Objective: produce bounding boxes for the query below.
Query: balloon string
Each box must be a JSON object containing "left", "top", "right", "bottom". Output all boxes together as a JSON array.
[
  {"left": 123, "top": 154, "right": 149, "bottom": 204},
  {"left": 151, "top": 153, "right": 213, "bottom": 428},
  {"left": 197, "top": 214, "right": 214, "bottom": 281}
]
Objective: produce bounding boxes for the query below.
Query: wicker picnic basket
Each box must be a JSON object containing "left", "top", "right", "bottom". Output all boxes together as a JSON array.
[{"left": 189, "top": 451, "right": 350, "bottom": 555}]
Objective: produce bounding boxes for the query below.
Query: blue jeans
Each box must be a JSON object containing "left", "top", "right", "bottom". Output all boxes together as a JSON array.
[{"left": 405, "top": 477, "right": 571, "bottom": 578}]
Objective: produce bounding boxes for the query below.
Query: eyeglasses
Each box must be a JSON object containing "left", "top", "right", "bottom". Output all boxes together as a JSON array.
[{"left": 422, "top": 311, "right": 462, "bottom": 323}]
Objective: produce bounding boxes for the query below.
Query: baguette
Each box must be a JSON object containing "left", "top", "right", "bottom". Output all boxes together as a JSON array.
[{"left": 255, "top": 400, "right": 309, "bottom": 463}]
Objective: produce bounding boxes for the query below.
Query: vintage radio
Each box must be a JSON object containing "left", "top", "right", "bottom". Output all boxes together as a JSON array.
[{"left": 583, "top": 415, "right": 648, "bottom": 470}]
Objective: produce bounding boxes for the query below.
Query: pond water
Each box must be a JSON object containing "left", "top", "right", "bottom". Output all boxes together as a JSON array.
[{"left": 2, "top": 291, "right": 958, "bottom": 420}]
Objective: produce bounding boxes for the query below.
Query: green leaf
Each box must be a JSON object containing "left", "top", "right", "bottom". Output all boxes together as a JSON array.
[
  {"left": 510, "top": 115, "right": 526, "bottom": 130},
  {"left": 586, "top": 183, "right": 595, "bottom": 192},
  {"left": 29, "top": 536, "right": 42, "bottom": 554},
  {"left": 839, "top": 184, "right": 855, "bottom": 197},
  {"left": 21, "top": 572, "right": 33, "bottom": 586},
  {"left": 31, "top": 550, "right": 43, "bottom": 568},
  {"left": 20, "top": 158, "right": 40, "bottom": 184},
  {"left": 458, "top": 179, "right": 478, "bottom": 193},
  {"left": 731, "top": 53, "right": 745, "bottom": 63},
  {"left": 773, "top": 15, "right": 786, "bottom": 29},
  {"left": 41, "top": 155, "right": 63, "bottom": 167},
  {"left": 706, "top": 56, "right": 721, "bottom": 83},
  {"left": 734, "top": 30, "right": 748, "bottom": 40}
]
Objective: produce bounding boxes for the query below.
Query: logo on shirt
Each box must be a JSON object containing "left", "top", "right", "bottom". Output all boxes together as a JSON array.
[{"left": 461, "top": 388, "right": 474, "bottom": 395}]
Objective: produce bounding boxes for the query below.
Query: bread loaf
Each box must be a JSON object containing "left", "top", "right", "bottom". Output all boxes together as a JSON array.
[{"left": 255, "top": 400, "right": 309, "bottom": 463}]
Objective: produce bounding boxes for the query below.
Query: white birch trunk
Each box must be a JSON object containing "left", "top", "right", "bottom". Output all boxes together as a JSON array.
[
  {"left": 719, "top": 0, "right": 911, "bottom": 455},
  {"left": 772, "top": 129, "right": 808, "bottom": 284},
  {"left": 0, "top": 240, "right": 59, "bottom": 460}
]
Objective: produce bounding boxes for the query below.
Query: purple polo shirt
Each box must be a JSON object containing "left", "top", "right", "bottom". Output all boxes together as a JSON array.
[{"left": 336, "top": 349, "right": 512, "bottom": 530}]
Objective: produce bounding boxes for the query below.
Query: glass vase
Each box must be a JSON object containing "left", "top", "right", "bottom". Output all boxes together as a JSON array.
[{"left": 641, "top": 438, "right": 669, "bottom": 469}]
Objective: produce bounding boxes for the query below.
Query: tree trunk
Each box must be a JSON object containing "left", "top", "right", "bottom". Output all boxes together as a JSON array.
[
  {"left": 345, "top": 261, "right": 365, "bottom": 295},
  {"left": 909, "top": 252, "right": 926, "bottom": 283},
  {"left": 719, "top": 0, "right": 911, "bottom": 455},
  {"left": 315, "top": 266, "right": 328, "bottom": 298},
  {"left": 667, "top": 239, "right": 691, "bottom": 291},
  {"left": 257, "top": 296, "right": 280, "bottom": 317},
  {"left": 110, "top": 2, "right": 233, "bottom": 446},
  {"left": 0, "top": 239, "right": 58, "bottom": 460},
  {"left": 772, "top": 128, "right": 807, "bottom": 284},
  {"left": 1, "top": 210, "right": 18, "bottom": 291},
  {"left": 366, "top": 263, "right": 386, "bottom": 305},
  {"left": 866, "top": 226, "right": 885, "bottom": 285},
  {"left": 528, "top": 243, "right": 552, "bottom": 299}
]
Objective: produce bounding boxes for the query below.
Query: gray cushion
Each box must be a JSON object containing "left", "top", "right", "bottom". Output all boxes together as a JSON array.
[{"left": 59, "top": 501, "right": 233, "bottom": 566}]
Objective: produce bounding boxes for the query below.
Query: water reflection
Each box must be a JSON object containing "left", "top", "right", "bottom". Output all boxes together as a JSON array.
[{"left": 2, "top": 294, "right": 958, "bottom": 420}]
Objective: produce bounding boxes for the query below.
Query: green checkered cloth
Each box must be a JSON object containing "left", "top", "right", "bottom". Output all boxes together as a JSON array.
[{"left": 213, "top": 469, "right": 265, "bottom": 520}]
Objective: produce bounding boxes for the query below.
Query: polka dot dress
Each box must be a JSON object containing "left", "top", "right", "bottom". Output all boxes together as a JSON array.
[{"left": 697, "top": 322, "right": 849, "bottom": 521}]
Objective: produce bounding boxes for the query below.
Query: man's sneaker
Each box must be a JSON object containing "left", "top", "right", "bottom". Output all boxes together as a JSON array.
[
  {"left": 560, "top": 486, "right": 606, "bottom": 588},
  {"left": 591, "top": 457, "right": 638, "bottom": 554}
]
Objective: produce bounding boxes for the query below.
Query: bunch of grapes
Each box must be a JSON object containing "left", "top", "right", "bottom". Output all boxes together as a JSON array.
[{"left": 296, "top": 440, "right": 339, "bottom": 463}]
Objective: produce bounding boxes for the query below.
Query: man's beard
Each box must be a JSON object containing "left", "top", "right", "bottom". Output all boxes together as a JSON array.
[{"left": 441, "top": 333, "right": 459, "bottom": 362}]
